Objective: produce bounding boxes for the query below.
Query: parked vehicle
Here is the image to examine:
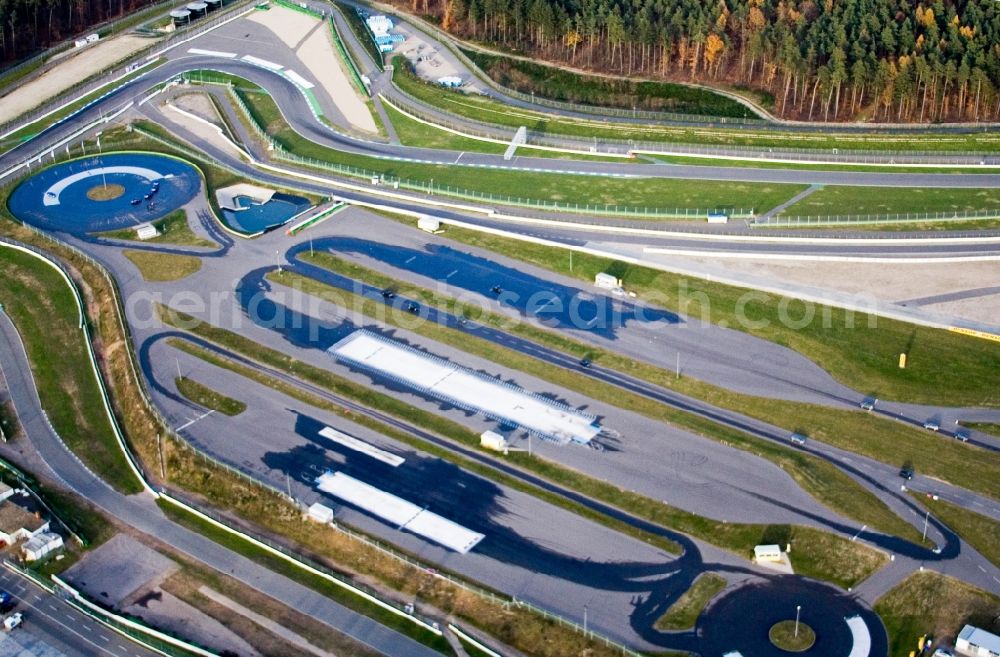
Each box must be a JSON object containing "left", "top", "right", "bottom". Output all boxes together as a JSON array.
[
  {"left": 954, "top": 429, "right": 971, "bottom": 443},
  {"left": 0, "top": 591, "right": 12, "bottom": 614},
  {"left": 404, "top": 302, "right": 419, "bottom": 314},
  {"left": 579, "top": 358, "right": 591, "bottom": 368},
  {"left": 923, "top": 420, "right": 941, "bottom": 432},
  {"left": 789, "top": 433, "right": 807, "bottom": 446},
  {"left": 899, "top": 465, "right": 915, "bottom": 480},
  {"left": 3, "top": 612, "right": 22, "bottom": 631},
  {"left": 860, "top": 397, "right": 877, "bottom": 411}
]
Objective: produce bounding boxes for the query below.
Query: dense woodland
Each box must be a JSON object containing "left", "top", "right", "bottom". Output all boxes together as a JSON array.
[
  {"left": 0, "top": 0, "right": 158, "bottom": 66},
  {"left": 399, "top": 0, "right": 1000, "bottom": 122}
]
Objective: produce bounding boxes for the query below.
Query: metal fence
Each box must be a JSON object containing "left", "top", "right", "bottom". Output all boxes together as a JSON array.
[
  {"left": 224, "top": 86, "right": 751, "bottom": 219},
  {"left": 753, "top": 209, "right": 1000, "bottom": 227}
]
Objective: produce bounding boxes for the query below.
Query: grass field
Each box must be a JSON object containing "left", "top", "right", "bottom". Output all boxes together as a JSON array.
[
  {"left": 392, "top": 57, "right": 1000, "bottom": 154},
  {"left": 654, "top": 573, "right": 727, "bottom": 630},
  {"left": 875, "top": 572, "right": 1000, "bottom": 657},
  {"left": 423, "top": 221, "right": 1000, "bottom": 408},
  {"left": 464, "top": 49, "right": 749, "bottom": 118},
  {"left": 784, "top": 185, "right": 1000, "bottom": 217},
  {"left": 175, "top": 376, "right": 246, "bottom": 416},
  {"left": 161, "top": 304, "right": 887, "bottom": 589},
  {"left": 383, "top": 101, "right": 505, "bottom": 154},
  {"left": 960, "top": 422, "right": 1000, "bottom": 437},
  {"left": 0, "top": 247, "right": 141, "bottom": 493},
  {"left": 920, "top": 496, "right": 1000, "bottom": 570},
  {"left": 289, "top": 256, "right": 928, "bottom": 544},
  {"left": 97, "top": 209, "right": 215, "bottom": 247},
  {"left": 123, "top": 249, "right": 201, "bottom": 282},
  {"left": 235, "top": 86, "right": 802, "bottom": 215}
]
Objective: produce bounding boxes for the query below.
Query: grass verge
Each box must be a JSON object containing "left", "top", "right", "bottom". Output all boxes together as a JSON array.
[
  {"left": 234, "top": 85, "right": 802, "bottom": 215},
  {"left": 785, "top": 185, "right": 1000, "bottom": 217},
  {"left": 175, "top": 376, "right": 246, "bottom": 416},
  {"left": 123, "top": 249, "right": 201, "bottom": 282},
  {"left": 159, "top": 304, "right": 887, "bottom": 589},
  {"left": 391, "top": 57, "right": 1000, "bottom": 154},
  {"left": 96, "top": 209, "right": 215, "bottom": 247},
  {"left": 960, "top": 422, "right": 1000, "bottom": 437},
  {"left": 875, "top": 571, "right": 1000, "bottom": 657},
  {"left": 0, "top": 247, "right": 140, "bottom": 493},
  {"left": 653, "top": 573, "right": 727, "bottom": 631},
  {"left": 157, "top": 499, "right": 452, "bottom": 654},
  {"left": 920, "top": 496, "right": 1000, "bottom": 571}
]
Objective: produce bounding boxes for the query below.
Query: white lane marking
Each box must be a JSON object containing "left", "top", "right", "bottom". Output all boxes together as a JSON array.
[
  {"left": 175, "top": 409, "right": 215, "bottom": 431},
  {"left": 454, "top": 152, "right": 464, "bottom": 164}
]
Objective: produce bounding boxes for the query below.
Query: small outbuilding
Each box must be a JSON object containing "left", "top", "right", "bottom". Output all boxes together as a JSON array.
[
  {"left": 417, "top": 216, "right": 440, "bottom": 233},
  {"left": 594, "top": 272, "right": 620, "bottom": 290},
  {"left": 0, "top": 500, "right": 49, "bottom": 546},
  {"left": 753, "top": 544, "right": 783, "bottom": 563},
  {"left": 480, "top": 431, "right": 508, "bottom": 453},
  {"left": 307, "top": 502, "right": 334, "bottom": 524},
  {"left": 23, "top": 532, "right": 64, "bottom": 562},
  {"left": 135, "top": 223, "right": 160, "bottom": 240},
  {"left": 957, "top": 625, "right": 1000, "bottom": 657}
]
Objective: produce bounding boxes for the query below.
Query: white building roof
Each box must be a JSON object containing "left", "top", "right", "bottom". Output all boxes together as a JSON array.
[
  {"left": 315, "top": 471, "right": 483, "bottom": 553},
  {"left": 329, "top": 330, "right": 601, "bottom": 444},
  {"left": 959, "top": 625, "right": 1000, "bottom": 655}
]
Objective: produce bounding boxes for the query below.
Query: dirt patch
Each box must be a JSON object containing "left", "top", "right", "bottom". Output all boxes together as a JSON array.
[
  {"left": 86, "top": 183, "right": 126, "bottom": 201},
  {"left": 171, "top": 92, "right": 223, "bottom": 127},
  {"left": 296, "top": 22, "right": 377, "bottom": 133},
  {"left": 669, "top": 255, "right": 1000, "bottom": 328},
  {"left": 247, "top": 4, "right": 317, "bottom": 49},
  {"left": 0, "top": 35, "right": 155, "bottom": 125}
]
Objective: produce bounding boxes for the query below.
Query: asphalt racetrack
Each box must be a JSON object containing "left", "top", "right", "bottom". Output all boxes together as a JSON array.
[{"left": 7, "top": 153, "right": 199, "bottom": 234}]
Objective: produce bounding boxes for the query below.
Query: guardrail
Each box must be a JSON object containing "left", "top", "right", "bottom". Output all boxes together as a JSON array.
[
  {"left": 224, "top": 85, "right": 751, "bottom": 219},
  {"left": 328, "top": 14, "right": 369, "bottom": 96}
]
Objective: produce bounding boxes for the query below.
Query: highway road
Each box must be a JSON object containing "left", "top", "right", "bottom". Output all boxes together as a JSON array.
[{"left": 0, "top": 569, "right": 163, "bottom": 657}]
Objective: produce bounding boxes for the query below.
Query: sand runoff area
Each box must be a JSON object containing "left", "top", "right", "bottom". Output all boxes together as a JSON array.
[
  {"left": 0, "top": 34, "right": 154, "bottom": 125},
  {"left": 247, "top": 5, "right": 376, "bottom": 134}
]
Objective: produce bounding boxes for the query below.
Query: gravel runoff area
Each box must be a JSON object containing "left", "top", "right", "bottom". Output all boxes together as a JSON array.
[
  {"left": 246, "top": 4, "right": 377, "bottom": 133},
  {"left": 393, "top": 19, "right": 485, "bottom": 92},
  {"left": 0, "top": 34, "right": 155, "bottom": 125},
  {"left": 663, "top": 255, "right": 1000, "bottom": 330}
]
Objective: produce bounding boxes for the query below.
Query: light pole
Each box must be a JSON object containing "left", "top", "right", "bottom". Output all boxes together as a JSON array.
[
  {"left": 922, "top": 510, "right": 930, "bottom": 543},
  {"left": 583, "top": 605, "right": 587, "bottom": 636},
  {"left": 794, "top": 605, "right": 801, "bottom": 638},
  {"left": 276, "top": 250, "right": 283, "bottom": 274}
]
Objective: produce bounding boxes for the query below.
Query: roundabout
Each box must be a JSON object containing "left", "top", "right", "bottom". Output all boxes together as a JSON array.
[{"left": 7, "top": 152, "right": 200, "bottom": 234}]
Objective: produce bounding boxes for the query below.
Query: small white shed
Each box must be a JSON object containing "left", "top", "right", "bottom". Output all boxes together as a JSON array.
[
  {"left": 307, "top": 502, "right": 334, "bottom": 524},
  {"left": 480, "top": 431, "right": 508, "bottom": 452},
  {"left": 135, "top": 223, "right": 160, "bottom": 240},
  {"left": 753, "top": 544, "right": 783, "bottom": 563},
  {"left": 594, "top": 272, "right": 620, "bottom": 289},
  {"left": 417, "top": 216, "right": 441, "bottom": 233},
  {"left": 23, "top": 532, "right": 63, "bottom": 561}
]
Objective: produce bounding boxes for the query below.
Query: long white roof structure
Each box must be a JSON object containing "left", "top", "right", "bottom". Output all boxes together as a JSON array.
[
  {"left": 315, "top": 471, "right": 484, "bottom": 553},
  {"left": 329, "top": 330, "right": 601, "bottom": 445}
]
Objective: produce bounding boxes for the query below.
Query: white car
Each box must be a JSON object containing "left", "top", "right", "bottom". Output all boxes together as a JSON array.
[{"left": 3, "top": 612, "right": 22, "bottom": 631}]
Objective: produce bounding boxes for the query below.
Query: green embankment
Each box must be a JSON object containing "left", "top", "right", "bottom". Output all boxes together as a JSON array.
[
  {"left": 233, "top": 84, "right": 802, "bottom": 215},
  {"left": 654, "top": 573, "right": 727, "bottom": 630},
  {"left": 0, "top": 248, "right": 141, "bottom": 493},
  {"left": 97, "top": 209, "right": 215, "bottom": 247},
  {"left": 875, "top": 572, "right": 1000, "bottom": 657},
  {"left": 391, "top": 56, "right": 1000, "bottom": 153},
  {"left": 175, "top": 377, "right": 246, "bottom": 416}
]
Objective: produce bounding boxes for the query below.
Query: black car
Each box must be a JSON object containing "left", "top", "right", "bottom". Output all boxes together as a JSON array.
[
  {"left": 405, "top": 302, "right": 419, "bottom": 314},
  {"left": 899, "top": 466, "right": 914, "bottom": 480},
  {"left": 0, "top": 590, "right": 13, "bottom": 613},
  {"left": 490, "top": 285, "right": 503, "bottom": 294},
  {"left": 380, "top": 289, "right": 395, "bottom": 299},
  {"left": 130, "top": 198, "right": 141, "bottom": 205},
  {"left": 580, "top": 358, "right": 592, "bottom": 368}
]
